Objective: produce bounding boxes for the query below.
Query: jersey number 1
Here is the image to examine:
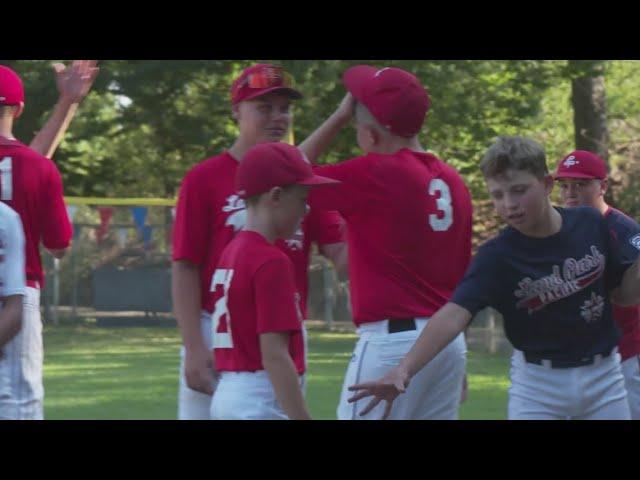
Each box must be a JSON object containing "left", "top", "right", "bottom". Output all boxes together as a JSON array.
[
  {"left": 0, "top": 157, "right": 12, "bottom": 201},
  {"left": 428, "top": 179, "right": 453, "bottom": 231},
  {"left": 211, "top": 269, "right": 234, "bottom": 349}
]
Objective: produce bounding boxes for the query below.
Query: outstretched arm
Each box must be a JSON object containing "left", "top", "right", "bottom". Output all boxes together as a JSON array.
[
  {"left": 348, "top": 302, "right": 472, "bottom": 419},
  {"left": 30, "top": 60, "right": 99, "bottom": 158}
]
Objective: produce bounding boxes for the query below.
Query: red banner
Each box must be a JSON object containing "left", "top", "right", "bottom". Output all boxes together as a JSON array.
[{"left": 96, "top": 207, "right": 114, "bottom": 244}]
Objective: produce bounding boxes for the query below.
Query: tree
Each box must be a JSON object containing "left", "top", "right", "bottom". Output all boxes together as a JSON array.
[
  {"left": 1, "top": 60, "right": 564, "bottom": 200},
  {"left": 568, "top": 60, "right": 614, "bottom": 204}
]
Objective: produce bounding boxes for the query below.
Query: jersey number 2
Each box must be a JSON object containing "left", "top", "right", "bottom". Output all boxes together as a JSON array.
[
  {"left": 428, "top": 179, "right": 453, "bottom": 231},
  {"left": 0, "top": 157, "right": 12, "bottom": 201},
  {"left": 211, "top": 269, "right": 234, "bottom": 349}
]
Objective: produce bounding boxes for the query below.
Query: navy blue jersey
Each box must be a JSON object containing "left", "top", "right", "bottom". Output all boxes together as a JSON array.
[
  {"left": 452, "top": 207, "right": 640, "bottom": 361},
  {"left": 604, "top": 207, "right": 640, "bottom": 360},
  {"left": 604, "top": 207, "right": 640, "bottom": 282}
]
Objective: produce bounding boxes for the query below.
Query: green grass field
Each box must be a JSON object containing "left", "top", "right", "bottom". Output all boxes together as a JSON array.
[{"left": 43, "top": 323, "right": 510, "bottom": 420}]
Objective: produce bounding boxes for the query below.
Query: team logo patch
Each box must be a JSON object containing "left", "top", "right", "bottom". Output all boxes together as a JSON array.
[
  {"left": 514, "top": 245, "right": 606, "bottom": 314},
  {"left": 580, "top": 292, "right": 605, "bottom": 324},
  {"left": 222, "top": 194, "right": 247, "bottom": 233},
  {"left": 630, "top": 234, "right": 640, "bottom": 251},
  {"left": 563, "top": 155, "right": 579, "bottom": 168}
]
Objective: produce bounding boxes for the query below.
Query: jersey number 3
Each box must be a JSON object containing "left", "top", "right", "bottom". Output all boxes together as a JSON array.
[
  {"left": 428, "top": 179, "right": 453, "bottom": 231},
  {"left": 0, "top": 157, "right": 12, "bottom": 201},
  {"left": 211, "top": 269, "right": 234, "bottom": 349}
]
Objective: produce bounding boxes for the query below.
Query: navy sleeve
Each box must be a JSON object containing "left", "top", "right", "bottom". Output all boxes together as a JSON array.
[
  {"left": 450, "top": 242, "right": 499, "bottom": 317},
  {"left": 605, "top": 212, "right": 640, "bottom": 291}
]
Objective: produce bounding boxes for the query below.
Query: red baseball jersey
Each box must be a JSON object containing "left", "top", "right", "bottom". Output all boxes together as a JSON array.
[
  {"left": 172, "top": 152, "right": 344, "bottom": 315},
  {"left": 282, "top": 207, "right": 344, "bottom": 316},
  {"left": 212, "top": 230, "right": 305, "bottom": 373},
  {"left": 0, "top": 136, "right": 72, "bottom": 287},
  {"left": 310, "top": 148, "right": 473, "bottom": 326}
]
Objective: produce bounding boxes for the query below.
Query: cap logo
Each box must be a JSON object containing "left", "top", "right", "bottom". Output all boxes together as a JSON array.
[
  {"left": 630, "top": 234, "right": 640, "bottom": 251},
  {"left": 374, "top": 67, "right": 391, "bottom": 78},
  {"left": 0, "top": 96, "right": 5, "bottom": 102},
  {"left": 563, "top": 155, "right": 580, "bottom": 168}
]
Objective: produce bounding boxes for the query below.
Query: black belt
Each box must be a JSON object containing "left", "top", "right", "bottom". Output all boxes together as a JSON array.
[
  {"left": 387, "top": 318, "right": 417, "bottom": 334},
  {"left": 524, "top": 348, "right": 615, "bottom": 369}
]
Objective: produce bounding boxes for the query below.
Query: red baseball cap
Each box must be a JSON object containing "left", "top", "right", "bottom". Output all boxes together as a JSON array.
[
  {"left": 0, "top": 65, "right": 24, "bottom": 106},
  {"left": 230, "top": 64, "right": 302, "bottom": 105},
  {"left": 343, "top": 65, "right": 430, "bottom": 138},
  {"left": 555, "top": 150, "right": 608, "bottom": 180},
  {"left": 236, "top": 142, "right": 339, "bottom": 199}
]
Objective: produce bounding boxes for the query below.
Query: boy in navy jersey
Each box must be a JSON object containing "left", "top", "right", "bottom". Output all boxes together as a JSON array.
[{"left": 349, "top": 136, "right": 640, "bottom": 420}]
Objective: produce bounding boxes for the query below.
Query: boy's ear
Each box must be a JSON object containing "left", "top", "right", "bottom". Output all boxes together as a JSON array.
[
  {"left": 13, "top": 102, "right": 24, "bottom": 119},
  {"left": 543, "top": 173, "right": 555, "bottom": 195},
  {"left": 599, "top": 178, "right": 608, "bottom": 196},
  {"left": 363, "top": 124, "right": 378, "bottom": 146},
  {"left": 267, "top": 186, "right": 283, "bottom": 204}
]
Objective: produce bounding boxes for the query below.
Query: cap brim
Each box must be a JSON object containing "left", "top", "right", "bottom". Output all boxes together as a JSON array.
[
  {"left": 342, "top": 65, "right": 378, "bottom": 102},
  {"left": 298, "top": 175, "right": 341, "bottom": 188},
  {"left": 554, "top": 172, "right": 602, "bottom": 180},
  {"left": 239, "top": 86, "right": 303, "bottom": 103}
]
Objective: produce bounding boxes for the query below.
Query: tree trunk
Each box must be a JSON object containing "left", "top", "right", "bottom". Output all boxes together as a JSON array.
[{"left": 569, "top": 60, "right": 615, "bottom": 205}]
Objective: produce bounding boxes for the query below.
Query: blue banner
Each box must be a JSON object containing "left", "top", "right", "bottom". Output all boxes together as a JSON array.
[
  {"left": 142, "top": 225, "right": 153, "bottom": 249},
  {"left": 130, "top": 206, "right": 148, "bottom": 234}
]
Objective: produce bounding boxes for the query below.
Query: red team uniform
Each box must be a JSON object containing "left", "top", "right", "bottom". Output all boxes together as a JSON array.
[
  {"left": 172, "top": 151, "right": 344, "bottom": 418},
  {"left": 311, "top": 148, "right": 473, "bottom": 419},
  {"left": 211, "top": 231, "right": 305, "bottom": 374},
  {"left": 209, "top": 231, "right": 306, "bottom": 420},
  {"left": 208, "top": 141, "right": 338, "bottom": 420},
  {"left": 0, "top": 137, "right": 72, "bottom": 287},
  {"left": 307, "top": 65, "right": 474, "bottom": 419},
  {"left": 172, "top": 152, "right": 343, "bottom": 316},
  {"left": 312, "top": 150, "right": 472, "bottom": 325},
  {"left": 0, "top": 135, "right": 72, "bottom": 419}
]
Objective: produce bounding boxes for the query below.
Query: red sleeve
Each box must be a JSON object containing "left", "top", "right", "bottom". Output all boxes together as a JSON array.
[
  {"left": 308, "top": 158, "right": 368, "bottom": 217},
  {"left": 305, "top": 208, "right": 345, "bottom": 245},
  {"left": 40, "top": 162, "right": 72, "bottom": 250},
  {"left": 254, "top": 257, "right": 302, "bottom": 334},
  {"left": 172, "top": 166, "right": 209, "bottom": 264}
]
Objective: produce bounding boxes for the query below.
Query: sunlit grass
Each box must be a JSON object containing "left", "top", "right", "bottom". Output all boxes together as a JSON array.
[{"left": 43, "top": 323, "right": 510, "bottom": 420}]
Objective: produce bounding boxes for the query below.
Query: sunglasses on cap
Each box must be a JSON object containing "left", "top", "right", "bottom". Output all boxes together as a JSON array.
[{"left": 240, "top": 66, "right": 294, "bottom": 89}]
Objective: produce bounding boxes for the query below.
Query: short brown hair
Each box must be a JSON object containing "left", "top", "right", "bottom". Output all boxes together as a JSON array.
[
  {"left": 0, "top": 105, "right": 17, "bottom": 118},
  {"left": 480, "top": 136, "right": 548, "bottom": 180},
  {"left": 244, "top": 184, "right": 298, "bottom": 208}
]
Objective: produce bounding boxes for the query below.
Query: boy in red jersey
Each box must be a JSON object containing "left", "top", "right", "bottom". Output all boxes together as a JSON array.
[{"left": 210, "top": 142, "right": 338, "bottom": 420}]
